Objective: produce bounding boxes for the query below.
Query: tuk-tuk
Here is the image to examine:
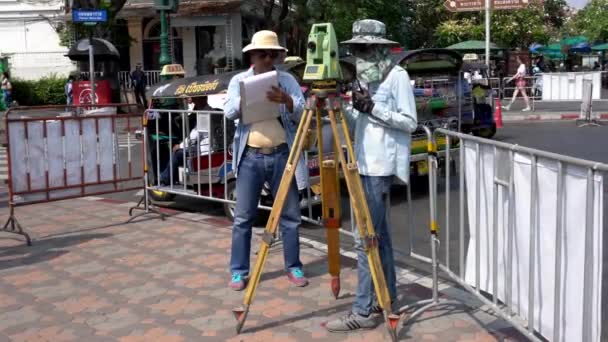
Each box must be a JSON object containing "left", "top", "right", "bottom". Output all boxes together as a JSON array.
[{"left": 144, "top": 67, "right": 322, "bottom": 220}]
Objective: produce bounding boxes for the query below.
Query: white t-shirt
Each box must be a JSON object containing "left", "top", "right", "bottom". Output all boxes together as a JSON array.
[{"left": 516, "top": 64, "right": 527, "bottom": 77}]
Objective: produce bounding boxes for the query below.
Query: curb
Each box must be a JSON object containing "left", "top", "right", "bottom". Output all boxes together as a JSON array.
[{"left": 502, "top": 113, "right": 608, "bottom": 122}]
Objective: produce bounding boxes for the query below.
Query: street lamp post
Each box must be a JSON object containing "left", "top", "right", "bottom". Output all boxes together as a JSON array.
[{"left": 158, "top": 1, "right": 171, "bottom": 79}]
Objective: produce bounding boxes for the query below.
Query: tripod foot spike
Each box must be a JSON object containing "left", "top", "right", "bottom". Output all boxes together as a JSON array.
[
  {"left": 384, "top": 312, "right": 400, "bottom": 341},
  {"left": 330, "top": 276, "right": 340, "bottom": 299},
  {"left": 233, "top": 306, "right": 249, "bottom": 334}
]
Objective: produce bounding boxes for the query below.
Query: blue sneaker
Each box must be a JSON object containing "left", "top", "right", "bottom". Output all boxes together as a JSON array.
[
  {"left": 287, "top": 268, "right": 309, "bottom": 287},
  {"left": 229, "top": 273, "right": 246, "bottom": 291}
]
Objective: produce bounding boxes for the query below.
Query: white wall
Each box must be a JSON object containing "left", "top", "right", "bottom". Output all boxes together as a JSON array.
[
  {"left": 0, "top": 0, "right": 75, "bottom": 79},
  {"left": 127, "top": 18, "right": 143, "bottom": 70},
  {"left": 182, "top": 26, "right": 197, "bottom": 77}
]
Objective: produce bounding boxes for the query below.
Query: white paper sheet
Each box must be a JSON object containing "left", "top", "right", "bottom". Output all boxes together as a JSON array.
[{"left": 239, "top": 70, "right": 279, "bottom": 125}]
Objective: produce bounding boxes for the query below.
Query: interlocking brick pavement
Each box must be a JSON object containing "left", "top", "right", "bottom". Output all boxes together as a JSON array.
[{"left": 0, "top": 196, "right": 530, "bottom": 341}]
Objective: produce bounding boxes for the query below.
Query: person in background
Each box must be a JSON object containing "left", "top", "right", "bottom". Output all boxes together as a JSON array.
[
  {"left": 1, "top": 72, "right": 12, "bottom": 108},
  {"left": 159, "top": 97, "right": 208, "bottom": 186},
  {"left": 503, "top": 56, "right": 531, "bottom": 112},
  {"left": 223, "top": 30, "right": 308, "bottom": 291},
  {"left": 65, "top": 76, "right": 74, "bottom": 108},
  {"left": 131, "top": 63, "right": 147, "bottom": 106}
]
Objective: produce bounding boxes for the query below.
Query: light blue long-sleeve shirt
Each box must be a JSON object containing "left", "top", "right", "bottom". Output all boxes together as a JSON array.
[
  {"left": 344, "top": 65, "right": 418, "bottom": 184},
  {"left": 223, "top": 67, "right": 308, "bottom": 190}
]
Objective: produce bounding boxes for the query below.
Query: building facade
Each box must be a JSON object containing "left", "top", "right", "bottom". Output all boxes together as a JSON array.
[
  {"left": 0, "top": 0, "right": 75, "bottom": 79},
  {"left": 118, "top": 0, "right": 275, "bottom": 77}
]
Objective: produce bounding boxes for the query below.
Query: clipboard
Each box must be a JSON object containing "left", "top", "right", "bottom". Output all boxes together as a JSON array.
[{"left": 239, "top": 71, "right": 280, "bottom": 125}]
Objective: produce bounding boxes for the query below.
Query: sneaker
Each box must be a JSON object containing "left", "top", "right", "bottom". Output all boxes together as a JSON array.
[
  {"left": 229, "top": 273, "right": 246, "bottom": 291},
  {"left": 324, "top": 312, "right": 378, "bottom": 332},
  {"left": 286, "top": 268, "right": 309, "bottom": 287},
  {"left": 502, "top": 105, "right": 511, "bottom": 111},
  {"left": 371, "top": 301, "right": 394, "bottom": 315},
  {"left": 522, "top": 107, "right": 531, "bottom": 112}
]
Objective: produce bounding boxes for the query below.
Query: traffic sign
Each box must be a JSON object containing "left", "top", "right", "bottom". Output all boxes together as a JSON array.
[
  {"left": 492, "top": 0, "right": 531, "bottom": 10},
  {"left": 443, "top": 0, "right": 533, "bottom": 12},
  {"left": 72, "top": 9, "right": 108, "bottom": 23},
  {"left": 444, "top": 0, "right": 483, "bottom": 12}
]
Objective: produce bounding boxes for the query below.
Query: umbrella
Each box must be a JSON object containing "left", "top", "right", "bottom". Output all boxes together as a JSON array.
[
  {"left": 569, "top": 42, "right": 592, "bottom": 53},
  {"left": 66, "top": 38, "right": 120, "bottom": 61},
  {"left": 447, "top": 40, "right": 501, "bottom": 51},
  {"left": 592, "top": 43, "right": 608, "bottom": 51},
  {"left": 529, "top": 43, "right": 544, "bottom": 54},
  {"left": 561, "top": 36, "right": 588, "bottom": 46}
]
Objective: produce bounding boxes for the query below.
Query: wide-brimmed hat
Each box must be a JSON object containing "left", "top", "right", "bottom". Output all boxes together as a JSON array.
[
  {"left": 341, "top": 19, "right": 398, "bottom": 45},
  {"left": 243, "top": 30, "right": 288, "bottom": 53}
]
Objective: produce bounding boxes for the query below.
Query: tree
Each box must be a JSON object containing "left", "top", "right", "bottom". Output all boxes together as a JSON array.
[
  {"left": 568, "top": 0, "right": 608, "bottom": 42},
  {"left": 432, "top": 0, "right": 568, "bottom": 49},
  {"left": 57, "top": 0, "right": 128, "bottom": 43},
  {"left": 434, "top": 19, "right": 484, "bottom": 47}
]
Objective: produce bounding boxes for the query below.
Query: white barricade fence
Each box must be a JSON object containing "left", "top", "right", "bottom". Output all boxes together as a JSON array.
[
  {"left": 3, "top": 105, "right": 144, "bottom": 245},
  {"left": 141, "top": 109, "right": 322, "bottom": 224},
  {"left": 541, "top": 71, "right": 603, "bottom": 101},
  {"left": 404, "top": 128, "right": 606, "bottom": 342}
]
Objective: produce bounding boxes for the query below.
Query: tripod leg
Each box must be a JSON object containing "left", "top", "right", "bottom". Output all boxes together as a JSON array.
[
  {"left": 233, "top": 107, "right": 315, "bottom": 334},
  {"left": 316, "top": 109, "right": 342, "bottom": 299},
  {"left": 327, "top": 108, "right": 400, "bottom": 341}
]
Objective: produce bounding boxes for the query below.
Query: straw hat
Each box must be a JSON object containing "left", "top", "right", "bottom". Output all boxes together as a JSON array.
[{"left": 243, "top": 30, "right": 287, "bottom": 53}]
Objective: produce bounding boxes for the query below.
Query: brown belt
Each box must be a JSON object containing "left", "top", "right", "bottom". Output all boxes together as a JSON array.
[{"left": 246, "top": 143, "right": 288, "bottom": 155}]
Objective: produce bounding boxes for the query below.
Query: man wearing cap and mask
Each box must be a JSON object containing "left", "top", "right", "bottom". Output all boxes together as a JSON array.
[
  {"left": 324, "top": 19, "right": 417, "bottom": 332},
  {"left": 224, "top": 30, "right": 308, "bottom": 291}
]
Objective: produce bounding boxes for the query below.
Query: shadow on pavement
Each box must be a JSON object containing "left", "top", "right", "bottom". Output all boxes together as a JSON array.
[{"left": 0, "top": 232, "right": 112, "bottom": 270}]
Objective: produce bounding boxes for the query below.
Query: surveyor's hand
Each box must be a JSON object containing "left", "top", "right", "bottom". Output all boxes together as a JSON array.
[
  {"left": 353, "top": 88, "right": 374, "bottom": 114},
  {"left": 267, "top": 86, "right": 289, "bottom": 104},
  {"left": 267, "top": 86, "right": 294, "bottom": 112}
]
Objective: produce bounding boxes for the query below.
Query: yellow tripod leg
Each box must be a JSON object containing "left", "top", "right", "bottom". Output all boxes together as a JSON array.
[
  {"left": 233, "top": 107, "right": 315, "bottom": 333},
  {"left": 316, "top": 108, "right": 342, "bottom": 299},
  {"left": 327, "top": 106, "right": 400, "bottom": 341}
]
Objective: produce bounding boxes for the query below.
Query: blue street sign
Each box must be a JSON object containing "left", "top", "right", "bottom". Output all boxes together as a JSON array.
[{"left": 72, "top": 9, "right": 108, "bottom": 23}]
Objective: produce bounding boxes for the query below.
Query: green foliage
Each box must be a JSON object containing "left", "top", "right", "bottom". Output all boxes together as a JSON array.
[
  {"left": 433, "top": 0, "right": 568, "bottom": 49},
  {"left": 11, "top": 75, "right": 68, "bottom": 106},
  {"left": 567, "top": 0, "right": 608, "bottom": 42},
  {"left": 434, "top": 19, "right": 484, "bottom": 47}
]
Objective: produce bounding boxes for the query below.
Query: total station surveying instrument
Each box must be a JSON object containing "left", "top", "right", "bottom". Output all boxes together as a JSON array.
[{"left": 232, "top": 23, "right": 401, "bottom": 340}]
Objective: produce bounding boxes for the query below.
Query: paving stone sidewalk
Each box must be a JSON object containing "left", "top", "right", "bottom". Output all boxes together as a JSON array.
[{"left": 0, "top": 197, "right": 529, "bottom": 341}]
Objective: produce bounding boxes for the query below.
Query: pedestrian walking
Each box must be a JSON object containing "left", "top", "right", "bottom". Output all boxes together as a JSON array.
[
  {"left": 503, "top": 57, "right": 531, "bottom": 112},
  {"left": 1, "top": 72, "right": 12, "bottom": 108},
  {"left": 131, "top": 63, "right": 147, "bottom": 106},
  {"left": 65, "top": 76, "right": 74, "bottom": 108}
]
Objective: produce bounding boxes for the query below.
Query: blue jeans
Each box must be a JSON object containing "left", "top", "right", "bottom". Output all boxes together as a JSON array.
[
  {"left": 230, "top": 145, "right": 303, "bottom": 276},
  {"left": 160, "top": 149, "right": 185, "bottom": 184},
  {"left": 353, "top": 175, "right": 397, "bottom": 316},
  {"left": 3, "top": 90, "right": 11, "bottom": 107}
]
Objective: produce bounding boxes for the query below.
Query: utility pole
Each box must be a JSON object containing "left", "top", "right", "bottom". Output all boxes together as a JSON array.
[{"left": 485, "top": 0, "right": 491, "bottom": 66}]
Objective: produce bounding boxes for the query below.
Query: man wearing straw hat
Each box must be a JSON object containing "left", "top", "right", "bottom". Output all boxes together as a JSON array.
[
  {"left": 224, "top": 30, "right": 308, "bottom": 291},
  {"left": 324, "top": 19, "right": 418, "bottom": 332}
]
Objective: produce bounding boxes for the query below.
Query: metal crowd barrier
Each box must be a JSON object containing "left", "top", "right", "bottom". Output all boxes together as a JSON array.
[
  {"left": 402, "top": 128, "right": 606, "bottom": 342},
  {"left": 2, "top": 104, "right": 144, "bottom": 245},
  {"left": 139, "top": 109, "right": 322, "bottom": 225}
]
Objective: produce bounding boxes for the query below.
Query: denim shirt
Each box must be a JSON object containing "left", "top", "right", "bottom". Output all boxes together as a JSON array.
[
  {"left": 223, "top": 67, "right": 308, "bottom": 190},
  {"left": 343, "top": 66, "right": 418, "bottom": 184}
]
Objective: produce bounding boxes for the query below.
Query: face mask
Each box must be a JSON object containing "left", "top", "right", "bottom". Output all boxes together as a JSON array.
[{"left": 355, "top": 46, "right": 392, "bottom": 84}]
